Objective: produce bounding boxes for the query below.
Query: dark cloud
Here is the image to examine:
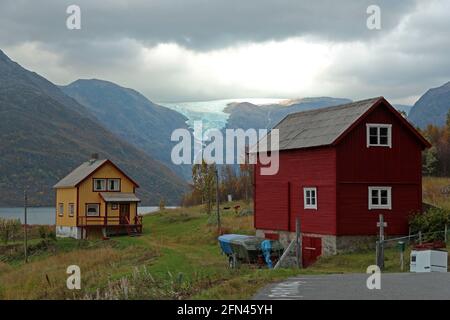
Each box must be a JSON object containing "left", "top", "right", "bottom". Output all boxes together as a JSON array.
[
  {"left": 0, "top": 0, "right": 418, "bottom": 49},
  {"left": 0, "top": 0, "right": 448, "bottom": 103}
]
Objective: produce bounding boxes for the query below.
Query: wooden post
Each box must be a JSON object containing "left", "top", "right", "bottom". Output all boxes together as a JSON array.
[
  {"left": 296, "top": 217, "right": 302, "bottom": 269},
  {"left": 215, "top": 168, "right": 221, "bottom": 235},
  {"left": 24, "top": 190, "right": 28, "bottom": 264},
  {"left": 376, "top": 214, "right": 386, "bottom": 270},
  {"left": 375, "top": 241, "right": 379, "bottom": 266},
  {"left": 400, "top": 250, "right": 404, "bottom": 271},
  {"left": 274, "top": 239, "right": 295, "bottom": 269},
  {"left": 400, "top": 248, "right": 405, "bottom": 271},
  {"left": 419, "top": 231, "right": 422, "bottom": 244},
  {"left": 445, "top": 225, "right": 448, "bottom": 243}
]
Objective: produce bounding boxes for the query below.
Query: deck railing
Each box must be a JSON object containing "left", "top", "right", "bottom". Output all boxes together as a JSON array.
[{"left": 78, "top": 215, "right": 143, "bottom": 226}]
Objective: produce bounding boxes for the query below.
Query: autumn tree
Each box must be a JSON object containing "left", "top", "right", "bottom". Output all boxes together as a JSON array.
[
  {"left": 239, "top": 162, "right": 253, "bottom": 203},
  {"left": 423, "top": 146, "right": 439, "bottom": 176},
  {"left": 420, "top": 109, "right": 450, "bottom": 177},
  {"left": 192, "top": 160, "right": 217, "bottom": 214},
  {"left": 221, "top": 165, "right": 237, "bottom": 201}
]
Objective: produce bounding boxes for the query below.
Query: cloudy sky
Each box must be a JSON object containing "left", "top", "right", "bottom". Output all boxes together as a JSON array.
[{"left": 1, "top": 0, "right": 449, "bottom": 104}]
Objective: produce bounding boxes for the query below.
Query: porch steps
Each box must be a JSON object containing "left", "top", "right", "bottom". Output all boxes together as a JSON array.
[{"left": 127, "top": 226, "right": 142, "bottom": 237}]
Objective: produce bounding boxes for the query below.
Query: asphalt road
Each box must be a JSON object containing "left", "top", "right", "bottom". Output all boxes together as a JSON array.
[{"left": 253, "top": 273, "right": 450, "bottom": 300}]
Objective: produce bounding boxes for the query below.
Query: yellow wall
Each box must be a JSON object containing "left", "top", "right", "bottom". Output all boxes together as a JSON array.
[
  {"left": 55, "top": 188, "right": 77, "bottom": 227},
  {"left": 107, "top": 202, "right": 120, "bottom": 225},
  {"left": 129, "top": 202, "right": 137, "bottom": 223},
  {"left": 77, "top": 162, "right": 137, "bottom": 224}
]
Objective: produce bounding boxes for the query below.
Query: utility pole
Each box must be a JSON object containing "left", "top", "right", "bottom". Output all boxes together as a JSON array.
[
  {"left": 376, "top": 214, "right": 387, "bottom": 270},
  {"left": 24, "top": 189, "right": 28, "bottom": 263},
  {"left": 215, "top": 168, "right": 221, "bottom": 235}
]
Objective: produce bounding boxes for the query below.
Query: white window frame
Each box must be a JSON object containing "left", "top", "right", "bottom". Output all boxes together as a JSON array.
[
  {"left": 69, "top": 203, "right": 75, "bottom": 217},
  {"left": 368, "top": 186, "right": 392, "bottom": 210},
  {"left": 107, "top": 179, "right": 121, "bottom": 191},
  {"left": 366, "top": 123, "right": 392, "bottom": 148},
  {"left": 86, "top": 204, "right": 100, "bottom": 217},
  {"left": 93, "top": 178, "right": 106, "bottom": 191},
  {"left": 303, "top": 187, "right": 318, "bottom": 210},
  {"left": 58, "top": 203, "right": 64, "bottom": 217}
]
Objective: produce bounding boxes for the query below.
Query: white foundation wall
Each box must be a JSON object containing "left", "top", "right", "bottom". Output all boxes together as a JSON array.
[
  {"left": 56, "top": 226, "right": 82, "bottom": 239},
  {"left": 256, "top": 229, "right": 379, "bottom": 256},
  {"left": 256, "top": 229, "right": 337, "bottom": 255}
]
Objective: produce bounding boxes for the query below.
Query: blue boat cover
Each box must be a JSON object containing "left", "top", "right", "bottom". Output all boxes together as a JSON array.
[
  {"left": 261, "top": 240, "right": 273, "bottom": 268},
  {"left": 218, "top": 234, "right": 252, "bottom": 255}
]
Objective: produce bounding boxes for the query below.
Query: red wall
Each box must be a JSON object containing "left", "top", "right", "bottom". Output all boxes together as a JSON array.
[
  {"left": 254, "top": 147, "right": 337, "bottom": 235},
  {"left": 336, "top": 103, "right": 423, "bottom": 235}
]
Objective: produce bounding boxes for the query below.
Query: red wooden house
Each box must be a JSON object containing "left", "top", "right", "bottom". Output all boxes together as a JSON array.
[{"left": 253, "top": 97, "right": 430, "bottom": 264}]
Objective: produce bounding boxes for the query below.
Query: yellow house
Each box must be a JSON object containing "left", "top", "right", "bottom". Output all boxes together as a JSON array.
[{"left": 53, "top": 156, "right": 142, "bottom": 239}]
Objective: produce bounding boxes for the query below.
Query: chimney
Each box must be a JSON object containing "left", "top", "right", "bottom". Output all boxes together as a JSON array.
[{"left": 89, "top": 153, "right": 99, "bottom": 164}]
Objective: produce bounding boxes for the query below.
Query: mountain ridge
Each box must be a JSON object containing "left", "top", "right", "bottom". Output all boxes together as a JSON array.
[
  {"left": 60, "top": 79, "right": 192, "bottom": 180},
  {"left": 0, "top": 49, "right": 187, "bottom": 206},
  {"left": 224, "top": 97, "right": 352, "bottom": 130},
  {"left": 408, "top": 81, "right": 450, "bottom": 128}
]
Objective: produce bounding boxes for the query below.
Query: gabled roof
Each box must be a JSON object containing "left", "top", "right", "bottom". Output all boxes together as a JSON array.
[
  {"left": 255, "top": 97, "right": 430, "bottom": 152},
  {"left": 53, "top": 159, "right": 139, "bottom": 188}
]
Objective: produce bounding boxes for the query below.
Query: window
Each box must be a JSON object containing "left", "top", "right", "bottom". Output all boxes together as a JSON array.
[
  {"left": 58, "top": 203, "right": 64, "bottom": 217},
  {"left": 93, "top": 179, "right": 106, "bottom": 191},
  {"left": 369, "top": 187, "right": 392, "bottom": 210},
  {"left": 86, "top": 204, "right": 100, "bottom": 216},
  {"left": 303, "top": 187, "right": 317, "bottom": 209},
  {"left": 366, "top": 124, "right": 392, "bottom": 147},
  {"left": 107, "top": 179, "right": 121, "bottom": 191},
  {"left": 69, "top": 203, "right": 75, "bottom": 217}
]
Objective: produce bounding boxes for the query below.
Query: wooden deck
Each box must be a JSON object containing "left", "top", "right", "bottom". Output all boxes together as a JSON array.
[{"left": 77, "top": 216, "right": 143, "bottom": 237}]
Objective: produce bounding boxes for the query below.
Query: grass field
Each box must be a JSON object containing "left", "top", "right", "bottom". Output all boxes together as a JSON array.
[
  {"left": 423, "top": 176, "right": 450, "bottom": 210},
  {"left": 0, "top": 176, "right": 449, "bottom": 299},
  {"left": 0, "top": 201, "right": 292, "bottom": 299}
]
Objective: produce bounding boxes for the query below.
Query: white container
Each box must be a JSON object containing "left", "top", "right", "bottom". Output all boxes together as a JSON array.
[{"left": 410, "top": 249, "right": 448, "bottom": 273}]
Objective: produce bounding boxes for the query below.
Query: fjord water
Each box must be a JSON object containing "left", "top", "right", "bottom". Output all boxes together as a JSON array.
[{"left": 0, "top": 206, "right": 163, "bottom": 225}]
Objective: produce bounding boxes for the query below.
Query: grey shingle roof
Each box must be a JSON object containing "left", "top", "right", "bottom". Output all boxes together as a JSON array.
[
  {"left": 100, "top": 192, "right": 141, "bottom": 202},
  {"left": 53, "top": 159, "right": 108, "bottom": 188},
  {"left": 258, "top": 97, "right": 382, "bottom": 151}
]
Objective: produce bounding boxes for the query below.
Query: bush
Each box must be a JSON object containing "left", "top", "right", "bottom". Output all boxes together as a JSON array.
[
  {"left": 0, "top": 218, "right": 21, "bottom": 244},
  {"left": 159, "top": 198, "right": 166, "bottom": 211},
  {"left": 409, "top": 207, "right": 450, "bottom": 242},
  {"left": 47, "top": 231, "right": 56, "bottom": 240},
  {"left": 38, "top": 225, "right": 47, "bottom": 239},
  {"left": 37, "top": 225, "right": 56, "bottom": 241}
]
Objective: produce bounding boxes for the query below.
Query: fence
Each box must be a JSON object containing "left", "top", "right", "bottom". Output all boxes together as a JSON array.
[
  {"left": 382, "top": 227, "right": 448, "bottom": 245},
  {"left": 376, "top": 226, "right": 449, "bottom": 269}
]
